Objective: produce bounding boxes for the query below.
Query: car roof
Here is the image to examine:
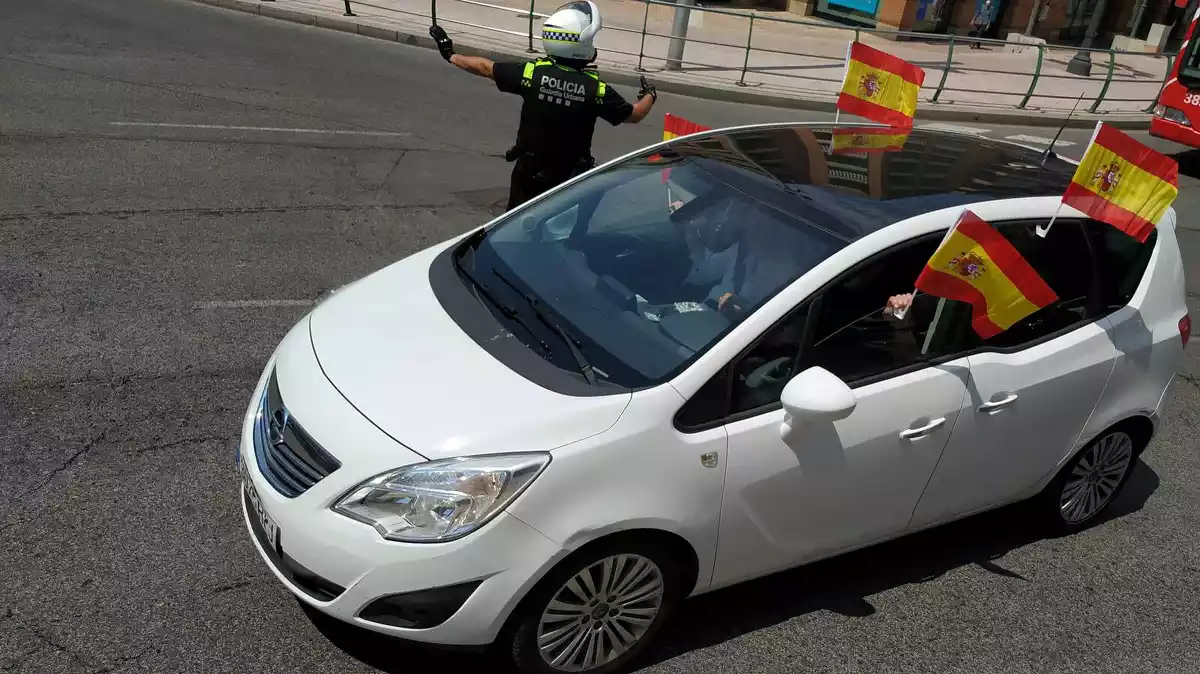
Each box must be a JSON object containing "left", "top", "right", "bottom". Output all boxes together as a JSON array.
[{"left": 640, "top": 122, "right": 1080, "bottom": 242}]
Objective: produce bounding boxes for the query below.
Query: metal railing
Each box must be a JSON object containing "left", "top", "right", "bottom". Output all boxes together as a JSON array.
[{"left": 322, "top": 0, "right": 1173, "bottom": 114}]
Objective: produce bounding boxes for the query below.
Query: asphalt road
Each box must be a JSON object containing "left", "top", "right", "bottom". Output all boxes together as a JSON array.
[{"left": 2, "top": 1, "right": 1198, "bottom": 673}]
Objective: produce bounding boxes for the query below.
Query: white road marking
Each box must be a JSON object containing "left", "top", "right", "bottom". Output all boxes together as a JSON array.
[
  {"left": 917, "top": 122, "right": 991, "bottom": 135},
  {"left": 1005, "top": 134, "right": 1076, "bottom": 147},
  {"left": 111, "top": 122, "right": 409, "bottom": 137},
  {"left": 193, "top": 299, "right": 315, "bottom": 309}
]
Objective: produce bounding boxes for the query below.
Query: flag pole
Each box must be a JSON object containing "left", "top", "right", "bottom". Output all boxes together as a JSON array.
[
  {"left": 1035, "top": 201, "right": 1065, "bottom": 239},
  {"left": 921, "top": 298, "right": 948, "bottom": 355},
  {"left": 834, "top": 39, "right": 853, "bottom": 126},
  {"left": 663, "top": 114, "right": 675, "bottom": 211},
  {"left": 1037, "top": 119, "right": 1103, "bottom": 239},
  {"left": 892, "top": 208, "right": 966, "bottom": 321}
]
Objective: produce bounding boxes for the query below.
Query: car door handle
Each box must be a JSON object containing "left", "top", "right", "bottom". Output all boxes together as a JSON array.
[
  {"left": 900, "top": 417, "right": 946, "bottom": 440},
  {"left": 978, "top": 393, "right": 1019, "bottom": 413}
]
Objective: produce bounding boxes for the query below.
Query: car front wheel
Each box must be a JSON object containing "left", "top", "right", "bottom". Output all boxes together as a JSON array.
[
  {"left": 508, "top": 539, "right": 682, "bottom": 674},
  {"left": 1042, "top": 428, "right": 1139, "bottom": 534}
]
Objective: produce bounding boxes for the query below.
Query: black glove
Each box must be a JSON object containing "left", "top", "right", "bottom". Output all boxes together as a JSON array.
[
  {"left": 430, "top": 24, "right": 455, "bottom": 62},
  {"left": 639, "top": 75, "right": 657, "bottom": 102}
]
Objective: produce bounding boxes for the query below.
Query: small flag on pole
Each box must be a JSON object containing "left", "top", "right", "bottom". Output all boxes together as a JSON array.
[
  {"left": 1056, "top": 122, "right": 1178, "bottom": 242},
  {"left": 830, "top": 126, "right": 911, "bottom": 154},
  {"left": 836, "top": 42, "right": 925, "bottom": 129},
  {"left": 658, "top": 113, "right": 711, "bottom": 184},
  {"left": 662, "top": 113, "right": 711, "bottom": 142},
  {"left": 914, "top": 210, "right": 1058, "bottom": 339}
]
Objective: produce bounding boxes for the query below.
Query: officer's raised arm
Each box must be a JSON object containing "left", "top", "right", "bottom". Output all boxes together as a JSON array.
[
  {"left": 429, "top": 25, "right": 496, "bottom": 79},
  {"left": 449, "top": 54, "right": 495, "bottom": 79},
  {"left": 623, "top": 76, "right": 657, "bottom": 124}
]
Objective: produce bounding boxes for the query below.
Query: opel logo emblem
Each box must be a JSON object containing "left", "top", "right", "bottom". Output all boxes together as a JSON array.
[{"left": 269, "top": 408, "right": 289, "bottom": 446}]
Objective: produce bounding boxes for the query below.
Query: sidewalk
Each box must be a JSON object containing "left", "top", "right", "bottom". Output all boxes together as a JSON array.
[{"left": 200, "top": 0, "right": 1167, "bottom": 126}]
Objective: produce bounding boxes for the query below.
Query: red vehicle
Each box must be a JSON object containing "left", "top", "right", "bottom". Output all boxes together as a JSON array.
[{"left": 1151, "top": 7, "right": 1200, "bottom": 146}]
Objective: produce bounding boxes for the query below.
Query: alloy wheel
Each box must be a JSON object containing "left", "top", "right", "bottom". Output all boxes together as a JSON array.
[
  {"left": 1059, "top": 431, "right": 1134, "bottom": 524},
  {"left": 536, "top": 553, "right": 665, "bottom": 672}
]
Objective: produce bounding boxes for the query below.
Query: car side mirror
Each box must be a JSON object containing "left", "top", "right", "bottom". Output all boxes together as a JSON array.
[{"left": 779, "top": 366, "right": 857, "bottom": 438}]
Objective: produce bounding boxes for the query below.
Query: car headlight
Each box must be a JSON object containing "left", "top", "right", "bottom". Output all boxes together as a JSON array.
[{"left": 331, "top": 453, "right": 550, "bottom": 542}]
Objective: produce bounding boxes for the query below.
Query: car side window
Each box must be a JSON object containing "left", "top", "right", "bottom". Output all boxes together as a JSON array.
[
  {"left": 729, "top": 304, "right": 812, "bottom": 414},
  {"left": 675, "top": 367, "right": 731, "bottom": 430},
  {"left": 962, "top": 219, "right": 1100, "bottom": 350},
  {"left": 675, "top": 303, "right": 811, "bottom": 429},
  {"left": 1085, "top": 219, "right": 1157, "bottom": 311},
  {"left": 676, "top": 231, "right": 977, "bottom": 429},
  {"left": 677, "top": 216, "right": 1150, "bottom": 429},
  {"left": 796, "top": 232, "right": 967, "bottom": 386}
]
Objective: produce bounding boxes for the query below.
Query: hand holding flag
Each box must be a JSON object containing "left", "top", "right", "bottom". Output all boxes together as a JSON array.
[{"left": 913, "top": 210, "right": 1058, "bottom": 338}]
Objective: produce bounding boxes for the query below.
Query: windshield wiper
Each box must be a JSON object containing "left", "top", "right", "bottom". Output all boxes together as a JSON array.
[
  {"left": 490, "top": 268, "right": 599, "bottom": 386},
  {"left": 452, "top": 241, "right": 551, "bottom": 353}
]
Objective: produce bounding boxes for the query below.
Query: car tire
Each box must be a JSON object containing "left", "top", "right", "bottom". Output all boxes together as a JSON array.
[
  {"left": 1038, "top": 427, "right": 1141, "bottom": 535},
  {"left": 507, "top": 537, "right": 683, "bottom": 674}
]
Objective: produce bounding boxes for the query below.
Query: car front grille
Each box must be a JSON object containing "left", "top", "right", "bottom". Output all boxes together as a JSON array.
[{"left": 252, "top": 371, "right": 341, "bottom": 498}]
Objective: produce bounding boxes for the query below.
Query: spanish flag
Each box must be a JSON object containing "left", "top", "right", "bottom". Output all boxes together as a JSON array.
[
  {"left": 662, "top": 113, "right": 711, "bottom": 142},
  {"left": 915, "top": 210, "right": 1058, "bottom": 339},
  {"left": 658, "top": 113, "right": 711, "bottom": 183},
  {"left": 836, "top": 41, "right": 925, "bottom": 129},
  {"left": 830, "top": 126, "right": 910, "bottom": 154},
  {"left": 1061, "top": 122, "right": 1178, "bottom": 242}
]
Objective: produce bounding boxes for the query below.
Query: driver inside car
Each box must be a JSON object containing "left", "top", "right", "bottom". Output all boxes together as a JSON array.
[
  {"left": 671, "top": 195, "right": 927, "bottom": 322},
  {"left": 676, "top": 197, "right": 737, "bottom": 293},
  {"left": 692, "top": 197, "right": 822, "bottom": 317}
]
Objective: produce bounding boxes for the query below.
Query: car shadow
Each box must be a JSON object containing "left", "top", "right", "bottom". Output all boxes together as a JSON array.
[
  {"left": 642, "top": 459, "right": 1160, "bottom": 668},
  {"left": 306, "top": 461, "right": 1159, "bottom": 674}
]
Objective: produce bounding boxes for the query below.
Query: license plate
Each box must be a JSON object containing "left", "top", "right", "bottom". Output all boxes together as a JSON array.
[{"left": 242, "top": 459, "right": 281, "bottom": 551}]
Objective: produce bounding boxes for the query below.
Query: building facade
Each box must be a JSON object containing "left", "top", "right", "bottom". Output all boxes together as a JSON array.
[{"left": 724, "top": 0, "right": 1196, "bottom": 48}]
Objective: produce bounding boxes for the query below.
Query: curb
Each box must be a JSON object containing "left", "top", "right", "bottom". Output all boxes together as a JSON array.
[{"left": 191, "top": 0, "right": 1151, "bottom": 130}]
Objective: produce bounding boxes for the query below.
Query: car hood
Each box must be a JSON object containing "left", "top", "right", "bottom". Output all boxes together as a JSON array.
[{"left": 308, "top": 240, "right": 631, "bottom": 460}]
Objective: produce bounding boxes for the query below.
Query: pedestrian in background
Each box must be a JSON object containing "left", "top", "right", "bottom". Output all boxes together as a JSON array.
[{"left": 968, "top": 0, "right": 995, "bottom": 49}]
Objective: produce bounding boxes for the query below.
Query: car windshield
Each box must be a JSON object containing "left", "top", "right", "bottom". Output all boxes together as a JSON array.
[{"left": 466, "top": 153, "right": 850, "bottom": 388}]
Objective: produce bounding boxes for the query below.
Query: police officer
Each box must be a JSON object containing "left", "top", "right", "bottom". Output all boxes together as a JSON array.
[{"left": 429, "top": 1, "right": 658, "bottom": 210}]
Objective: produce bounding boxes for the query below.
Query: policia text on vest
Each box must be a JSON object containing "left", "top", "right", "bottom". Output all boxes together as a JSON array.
[
  {"left": 428, "top": 2, "right": 657, "bottom": 210},
  {"left": 495, "top": 58, "right": 643, "bottom": 210}
]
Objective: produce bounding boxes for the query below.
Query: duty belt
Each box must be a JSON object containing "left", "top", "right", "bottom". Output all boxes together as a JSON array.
[{"left": 505, "top": 146, "right": 595, "bottom": 171}]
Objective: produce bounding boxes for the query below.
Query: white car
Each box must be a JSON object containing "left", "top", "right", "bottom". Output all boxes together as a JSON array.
[{"left": 236, "top": 123, "right": 1189, "bottom": 674}]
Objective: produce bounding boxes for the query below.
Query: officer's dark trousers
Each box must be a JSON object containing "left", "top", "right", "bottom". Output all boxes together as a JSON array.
[{"left": 507, "top": 156, "right": 587, "bottom": 211}]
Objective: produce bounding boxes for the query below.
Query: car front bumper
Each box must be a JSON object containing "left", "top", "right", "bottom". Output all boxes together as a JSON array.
[{"left": 236, "top": 320, "right": 564, "bottom": 646}]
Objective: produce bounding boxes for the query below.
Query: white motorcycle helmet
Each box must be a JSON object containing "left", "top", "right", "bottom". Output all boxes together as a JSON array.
[{"left": 541, "top": 0, "right": 602, "bottom": 62}]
